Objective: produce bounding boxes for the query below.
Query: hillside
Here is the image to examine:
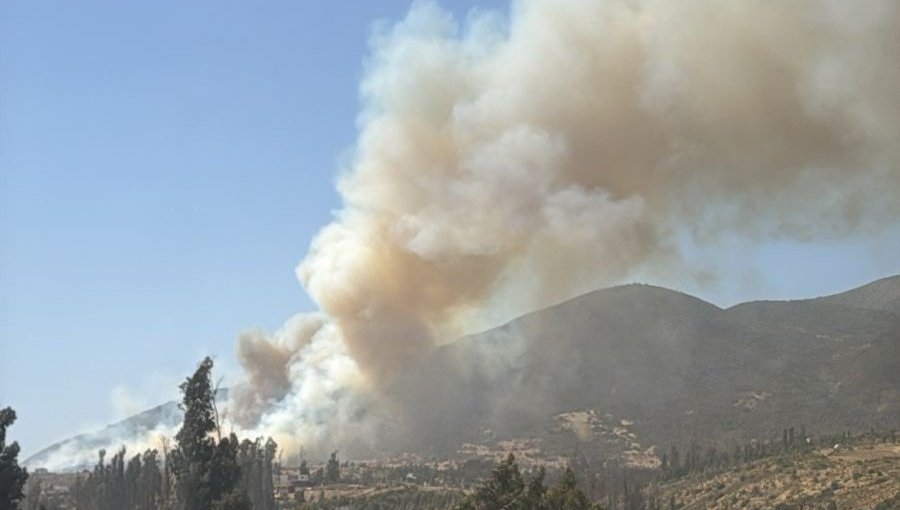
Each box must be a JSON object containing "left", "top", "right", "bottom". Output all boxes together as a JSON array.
[
  {"left": 26, "top": 277, "right": 900, "bottom": 471},
  {"left": 815, "top": 275, "right": 900, "bottom": 314},
  {"left": 24, "top": 389, "right": 227, "bottom": 472},
  {"left": 402, "top": 278, "right": 900, "bottom": 460},
  {"left": 650, "top": 440, "right": 900, "bottom": 509}
]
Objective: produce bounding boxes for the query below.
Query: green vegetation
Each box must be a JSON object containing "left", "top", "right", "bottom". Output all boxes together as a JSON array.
[
  {"left": 452, "top": 454, "right": 602, "bottom": 510},
  {"left": 11, "top": 276, "right": 900, "bottom": 510},
  {"left": 289, "top": 454, "right": 603, "bottom": 510},
  {"left": 70, "top": 447, "right": 163, "bottom": 510},
  {"left": 0, "top": 407, "right": 29, "bottom": 510},
  {"left": 169, "top": 356, "right": 251, "bottom": 510},
  {"left": 20, "top": 358, "right": 278, "bottom": 510}
]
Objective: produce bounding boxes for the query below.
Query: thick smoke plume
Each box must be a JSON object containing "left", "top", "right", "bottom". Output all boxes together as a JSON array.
[{"left": 232, "top": 0, "right": 900, "bottom": 456}]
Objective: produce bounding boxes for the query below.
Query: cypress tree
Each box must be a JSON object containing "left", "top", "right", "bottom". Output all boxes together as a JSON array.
[{"left": 0, "top": 407, "right": 29, "bottom": 510}]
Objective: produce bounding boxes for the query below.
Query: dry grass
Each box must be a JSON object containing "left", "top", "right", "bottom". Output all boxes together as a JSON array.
[{"left": 651, "top": 442, "right": 899, "bottom": 509}]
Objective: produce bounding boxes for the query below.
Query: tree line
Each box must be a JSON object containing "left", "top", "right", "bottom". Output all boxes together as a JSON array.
[
  {"left": 12, "top": 357, "right": 278, "bottom": 510},
  {"left": 454, "top": 453, "right": 602, "bottom": 510},
  {"left": 658, "top": 424, "right": 899, "bottom": 482}
]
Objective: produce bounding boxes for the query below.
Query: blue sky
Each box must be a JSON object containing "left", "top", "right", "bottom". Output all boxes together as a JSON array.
[
  {"left": 1, "top": 0, "right": 898, "bottom": 458},
  {"left": 0, "top": 0, "right": 506, "bottom": 456}
]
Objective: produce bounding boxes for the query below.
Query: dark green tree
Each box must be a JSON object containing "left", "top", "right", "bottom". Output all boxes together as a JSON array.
[
  {"left": 545, "top": 468, "right": 593, "bottom": 510},
  {"left": 232, "top": 435, "right": 277, "bottom": 510},
  {"left": 170, "top": 357, "right": 248, "bottom": 510},
  {"left": 170, "top": 357, "right": 217, "bottom": 510},
  {"left": 72, "top": 447, "right": 166, "bottom": 510},
  {"left": 138, "top": 449, "right": 163, "bottom": 510},
  {"left": 456, "top": 454, "right": 525, "bottom": 510},
  {"left": 0, "top": 407, "right": 29, "bottom": 510},
  {"left": 456, "top": 455, "right": 601, "bottom": 510},
  {"left": 325, "top": 451, "right": 340, "bottom": 484},
  {"left": 261, "top": 438, "right": 276, "bottom": 510}
]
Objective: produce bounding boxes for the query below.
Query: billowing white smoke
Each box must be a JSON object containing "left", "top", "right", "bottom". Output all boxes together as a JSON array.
[
  {"left": 230, "top": 316, "right": 377, "bottom": 455},
  {"left": 232, "top": 0, "right": 900, "bottom": 456}
]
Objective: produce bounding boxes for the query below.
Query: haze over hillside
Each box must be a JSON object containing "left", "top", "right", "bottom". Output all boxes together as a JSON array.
[
  {"left": 27, "top": 275, "right": 900, "bottom": 472},
  {"left": 397, "top": 275, "right": 899, "bottom": 457}
]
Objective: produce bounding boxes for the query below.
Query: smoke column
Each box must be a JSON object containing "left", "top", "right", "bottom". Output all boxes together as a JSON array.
[{"left": 232, "top": 0, "right": 900, "bottom": 454}]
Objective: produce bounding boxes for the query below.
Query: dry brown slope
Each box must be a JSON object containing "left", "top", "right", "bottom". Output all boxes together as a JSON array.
[{"left": 652, "top": 442, "right": 900, "bottom": 509}]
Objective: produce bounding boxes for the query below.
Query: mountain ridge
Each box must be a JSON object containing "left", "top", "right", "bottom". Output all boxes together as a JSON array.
[
  {"left": 26, "top": 275, "right": 900, "bottom": 471},
  {"left": 403, "top": 274, "right": 899, "bottom": 458}
]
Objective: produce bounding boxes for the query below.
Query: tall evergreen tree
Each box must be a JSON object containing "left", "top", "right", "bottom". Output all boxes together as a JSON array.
[
  {"left": 0, "top": 407, "right": 29, "bottom": 510},
  {"left": 325, "top": 452, "right": 340, "bottom": 484},
  {"left": 170, "top": 357, "right": 249, "bottom": 510}
]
